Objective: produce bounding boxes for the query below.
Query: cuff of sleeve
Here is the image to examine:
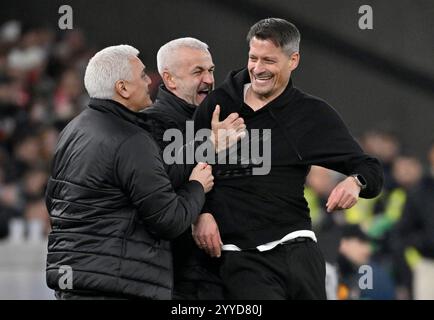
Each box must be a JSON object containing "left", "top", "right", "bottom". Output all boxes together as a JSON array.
[{"left": 184, "top": 180, "right": 206, "bottom": 208}]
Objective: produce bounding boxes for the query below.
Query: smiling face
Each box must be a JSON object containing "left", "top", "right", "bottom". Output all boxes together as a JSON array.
[
  {"left": 248, "top": 37, "right": 299, "bottom": 101},
  {"left": 164, "top": 47, "right": 215, "bottom": 106}
]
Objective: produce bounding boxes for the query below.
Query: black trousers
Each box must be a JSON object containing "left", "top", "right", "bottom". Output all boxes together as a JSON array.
[
  {"left": 220, "top": 239, "right": 327, "bottom": 300},
  {"left": 172, "top": 231, "right": 224, "bottom": 300}
]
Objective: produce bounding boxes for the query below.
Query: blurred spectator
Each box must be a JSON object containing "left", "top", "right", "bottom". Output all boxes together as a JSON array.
[
  {"left": 0, "top": 20, "right": 166, "bottom": 244},
  {"left": 0, "top": 180, "right": 24, "bottom": 239},
  {"left": 0, "top": 21, "right": 98, "bottom": 241},
  {"left": 22, "top": 168, "right": 47, "bottom": 201},
  {"left": 306, "top": 165, "right": 346, "bottom": 263},
  {"left": 52, "top": 68, "right": 87, "bottom": 126},
  {"left": 0, "top": 74, "right": 27, "bottom": 148},
  {"left": 361, "top": 130, "right": 400, "bottom": 191},
  {"left": 369, "top": 156, "right": 423, "bottom": 248},
  {"left": 0, "top": 20, "right": 21, "bottom": 44},
  {"left": 12, "top": 133, "right": 43, "bottom": 175},
  {"left": 39, "top": 126, "right": 59, "bottom": 162},
  {"left": 336, "top": 225, "right": 395, "bottom": 300},
  {"left": 392, "top": 156, "right": 423, "bottom": 190},
  {"left": 391, "top": 141, "right": 434, "bottom": 300}
]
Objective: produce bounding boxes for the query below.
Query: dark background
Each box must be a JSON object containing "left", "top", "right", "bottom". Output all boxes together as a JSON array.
[{"left": 2, "top": 0, "right": 434, "bottom": 159}]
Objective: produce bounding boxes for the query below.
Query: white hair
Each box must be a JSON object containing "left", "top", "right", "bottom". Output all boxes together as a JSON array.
[
  {"left": 84, "top": 45, "right": 139, "bottom": 99},
  {"left": 156, "top": 37, "right": 210, "bottom": 76}
]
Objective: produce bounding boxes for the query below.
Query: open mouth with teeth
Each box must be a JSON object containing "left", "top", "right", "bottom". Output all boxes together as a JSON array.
[
  {"left": 253, "top": 74, "right": 274, "bottom": 85},
  {"left": 197, "top": 87, "right": 210, "bottom": 100}
]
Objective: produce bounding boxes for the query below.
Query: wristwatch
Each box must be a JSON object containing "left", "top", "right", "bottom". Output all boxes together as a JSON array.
[{"left": 350, "top": 174, "right": 367, "bottom": 190}]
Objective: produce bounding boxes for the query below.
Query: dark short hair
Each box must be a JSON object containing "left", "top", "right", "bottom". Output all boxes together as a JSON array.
[
  {"left": 246, "top": 18, "right": 301, "bottom": 55},
  {"left": 341, "top": 225, "right": 370, "bottom": 243}
]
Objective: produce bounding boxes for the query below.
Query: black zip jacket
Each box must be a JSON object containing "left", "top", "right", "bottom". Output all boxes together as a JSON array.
[
  {"left": 193, "top": 69, "right": 383, "bottom": 249},
  {"left": 45, "top": 98, "right": 205, "bottom": 299},
  {"left": 143, "top": 85, "right": 195, "bottom": 189},
  {"left": 143, "top": 86, "right": 222, "bottom": 297}
]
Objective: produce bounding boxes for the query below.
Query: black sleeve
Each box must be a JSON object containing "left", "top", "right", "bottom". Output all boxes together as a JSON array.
[
  {"left": 192, "top": 91, "right": 221, "bottom": 215},
  {"left": 297, "top": 101, "right": 383, "bottom": 198},
  {"left": 114, "top": 132, "right": 205, "bottom": 240},
  {"left": 193, "top": 94, "right": 216, "bottom": 131},
  {"left": 145, "top": 116, "right": 194, "bottom": 190}
]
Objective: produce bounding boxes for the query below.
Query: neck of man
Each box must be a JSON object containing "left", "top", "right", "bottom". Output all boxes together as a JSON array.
[
  {"left": 112, "top": 96, "right": 141, "bottom": 113},
  {"left": 245, "top": 80, "right": 289, "bottom": 111}
]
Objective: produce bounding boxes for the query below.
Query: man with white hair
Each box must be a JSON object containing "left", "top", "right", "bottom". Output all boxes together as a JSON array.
[
  {"left": 144, "top": 38, "right": 245, "bottom": 299},
  {"left": 156, "top": 37, "right": 215, "bottom": 107},
  {"left": 45, "top": 45, "right": 214, "bottom": 299},
  {"left": 145, "top": 38, "right": 219, "bottom": 183}
]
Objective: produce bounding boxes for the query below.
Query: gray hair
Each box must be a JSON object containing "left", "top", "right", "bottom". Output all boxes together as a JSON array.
[
  {"left": 156, "top": 37, "right": 209, "bottom": 76},
  {"left": 84, "top": 45, "right": 139, "bottom": 99}
]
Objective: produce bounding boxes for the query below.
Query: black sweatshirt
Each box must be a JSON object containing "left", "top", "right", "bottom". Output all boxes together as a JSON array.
[{"left": 193, "top": 68, "right": 383, "bottom": 249}]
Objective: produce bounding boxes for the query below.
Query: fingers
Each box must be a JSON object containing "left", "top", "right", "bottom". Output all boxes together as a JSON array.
[
  {"left": 197, "top": 162, "right": 208, "bottom": 170},
  {"left": 211, "top": 105, "right": 221, "bottom": 126},
  {"left": 327, "top": 188, "right": 358, "bottom": 212},
  {"left": 209, "top": 232, "right": 222, "bottom": 257},
  {"left": 222, "top": 112, "right": 240, "bottom": 125},
  {"left": 193, "top": 233, "right": 206, "bottom": 250},
  {"left": 193, "top": 235, "right": 201, "bottom": 248},
  {"left": 201, "top": 235, "right": 214, "bottom": 256},
  {"left": 192, "top": 213, "right": 222, "bottom": 258},
  {"left": 340, "top": 193, "right": 357, "bottom": 209},
  {"left": 326, "top": 188, "right": 344, "bottom": 212},
  {"left": 231, "top": 117, "right": 245, "bottom": 128},
  {"left": 237, "top": 122, "right": 247, "bottom": 131},
  {"left": 236, "top": 129, "right": 246, "bottom": 140},
  {"left": 210, "top": 104, "right": 246, "bottom": 153},
  {"left": 195, "top": 234, "right": 221, "bottom": 257}
]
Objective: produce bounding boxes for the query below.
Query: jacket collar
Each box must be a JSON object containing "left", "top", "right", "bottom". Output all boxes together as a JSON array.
[
  {"left": 223, "top": 68, "right": 297, "bottom": 111},
  {"left": 88, "top": 98, "right": 150, "bottom": 130},
  {"left": 154, "top": 84, "right": 196, "bottom": 119}
]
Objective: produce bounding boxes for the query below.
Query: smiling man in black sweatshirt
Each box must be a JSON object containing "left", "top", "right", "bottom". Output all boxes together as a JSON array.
[{"left": 193, "top": 18, "right": 383, "bottom": 299}]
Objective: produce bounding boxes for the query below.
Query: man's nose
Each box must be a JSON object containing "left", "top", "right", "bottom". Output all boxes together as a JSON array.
[
  {"left": 253, "top": 61, "right": 266, "bottom": 74},
  {"left": 202, "top": 71, "right": 214, "bottom": 85}
]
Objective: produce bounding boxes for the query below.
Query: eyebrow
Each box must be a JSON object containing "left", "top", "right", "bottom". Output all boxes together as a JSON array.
[
  {"left": 192, "top": 65, "right": 215, "bottom": 72},
  {"left": 249, "top": 54, "right": 277, "bottom": 61}
]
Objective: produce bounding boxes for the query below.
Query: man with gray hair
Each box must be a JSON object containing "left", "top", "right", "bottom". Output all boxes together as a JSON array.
[
  {"left": 144, "top": 37, "right": 246, "bottom": 299},
  {"left": 156, "top": 37, "right": 215, "bottom": 107},
  {"left": 45, "top": 45, "right": 214, "bottom": 299}
]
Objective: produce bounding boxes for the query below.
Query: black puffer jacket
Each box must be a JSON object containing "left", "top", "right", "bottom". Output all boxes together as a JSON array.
[{"left": 45, "top": 98, "right": 205, "bottom": 299}]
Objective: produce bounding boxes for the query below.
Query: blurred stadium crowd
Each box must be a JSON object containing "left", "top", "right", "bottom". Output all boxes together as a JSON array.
[{"left": 0, "top": 21, "right": 433, "bottom": 300}]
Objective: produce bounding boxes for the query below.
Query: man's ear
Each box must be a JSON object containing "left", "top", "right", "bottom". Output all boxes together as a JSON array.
[
  {"left": 115, "top": 80, "right": 129, "bottom": 99},
  {"left": 289, "top": 52, "right": 300, "bottom": 71},
  {"left": 163, "top": 71, "right": 176, "bottom": 91}
]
